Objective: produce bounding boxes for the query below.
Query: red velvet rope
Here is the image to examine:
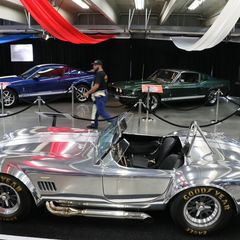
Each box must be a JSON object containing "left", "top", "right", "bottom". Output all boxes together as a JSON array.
[{"left": 20, "top": 0, "right": 115, "bottom": 44}]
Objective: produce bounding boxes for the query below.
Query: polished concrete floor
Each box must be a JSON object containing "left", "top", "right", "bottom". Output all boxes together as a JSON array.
[{"left": 0, "top": 96, "right": 239, "bottom": 139}]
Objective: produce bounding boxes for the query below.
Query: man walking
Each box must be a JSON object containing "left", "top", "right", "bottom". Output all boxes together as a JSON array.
[{"left": 83, "top": 60, "right": 112, "bottom": 129}]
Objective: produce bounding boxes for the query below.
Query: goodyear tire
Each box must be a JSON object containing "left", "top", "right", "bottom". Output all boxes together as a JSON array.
[
  {"left": 170, "top": 187, "right": 234, "bottom": 235},
  {"left": 0, "top": 174, "right": 33, "bottom": 221},
  {"left": 75, "top": 85, "right": 90, "bottom": 103}
]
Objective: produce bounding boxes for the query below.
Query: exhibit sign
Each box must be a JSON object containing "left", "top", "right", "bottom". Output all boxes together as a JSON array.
[
  {"left": 10, "top": 44, "right": 33, "bottom": 62},
  {"left": 141, "top": 84, "right": 163, "bottom": 93}
]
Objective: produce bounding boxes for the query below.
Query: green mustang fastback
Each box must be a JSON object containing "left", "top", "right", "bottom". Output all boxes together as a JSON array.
[{"left": 109, "top": 69, "right": 230, "bottom": 112}]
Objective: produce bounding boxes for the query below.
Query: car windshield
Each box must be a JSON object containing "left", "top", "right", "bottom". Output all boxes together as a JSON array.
[
  {"left": 148, "top": 69, "right": 178, "bottom": 83},
  {"left": 96, "top": 116, "right": 128, "bottom": 161},
  {"left": 20, "top": 66, "right": 41, "bottom": 79}
]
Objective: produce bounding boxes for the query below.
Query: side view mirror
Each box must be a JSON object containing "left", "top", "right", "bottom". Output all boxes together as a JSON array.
[
  {"left": 33, "top": 75, "right": 40, "bottom": 80},
  {"left": 179, "top": 79, "right": 185, "bottom": 83}
]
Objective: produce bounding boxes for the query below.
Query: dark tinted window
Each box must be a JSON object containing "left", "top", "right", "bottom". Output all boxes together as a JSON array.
[
  {"left": 180, "top": 73, "right": 199, "bottom": 83},
  {"left": 64, "top": 67, "right": 84, "bottom": 75},
  {"left": 148, "top": 70, "right": 178, "bottom": 83},
  {"left": 201, "top": 74, "right": 212, "bottom": 81},
  {"left": 35, "top": 67, "right": 65, "bottom": 78}
]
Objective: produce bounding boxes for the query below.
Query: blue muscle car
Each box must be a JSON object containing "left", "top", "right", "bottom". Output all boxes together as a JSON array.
[{"left": 0, "top": 64, "right": 95, "bottom": 107}]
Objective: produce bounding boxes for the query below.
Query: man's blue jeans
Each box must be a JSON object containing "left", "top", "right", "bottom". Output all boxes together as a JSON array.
[{"left": 94, "top": 95, "right": 112, "bottom": 128}]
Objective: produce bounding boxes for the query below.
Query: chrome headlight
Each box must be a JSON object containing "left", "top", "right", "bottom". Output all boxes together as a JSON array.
[
  {"left": 119, "top": 88, "right": 122, "bottom": 94},
  {"left": 116, "top": 88, "right": 119, "bottom": 93}
]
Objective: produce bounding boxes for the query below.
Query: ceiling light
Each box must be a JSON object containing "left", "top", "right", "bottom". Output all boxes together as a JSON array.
[
  {"left": 188, "top": 0, "right": 205, "bottom": 11},
  {"left": 42, "top": 32, "right": 50, "bottom": 40},
  {"left": 72, "top": 0, "right": 89, "bottom": 9},
  {"left": 134, "top": 0, "right": 144, "bottom": 10}
]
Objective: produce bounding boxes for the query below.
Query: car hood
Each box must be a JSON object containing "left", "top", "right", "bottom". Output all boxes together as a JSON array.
[
  {"left": 0, "top": 75, "right": 23, "bottom": 84},
  {"left": 0, "top": 116, "right": 127, "bottom": 172},
  {"left": 0, "top": 127, "right": 100, "bottom": 166}
]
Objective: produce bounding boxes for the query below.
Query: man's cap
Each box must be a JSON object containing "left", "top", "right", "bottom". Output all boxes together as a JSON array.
[{"left": 92, "top": 59, "right": 103, "bottom": 66}]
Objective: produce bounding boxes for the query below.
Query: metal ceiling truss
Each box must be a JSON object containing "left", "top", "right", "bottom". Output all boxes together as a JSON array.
[
  {"left": 0, "top": 0, "right": 240, "bottom": 42},
  {"left": 128, "top": 8, "right": 152, "bottom": 32}
]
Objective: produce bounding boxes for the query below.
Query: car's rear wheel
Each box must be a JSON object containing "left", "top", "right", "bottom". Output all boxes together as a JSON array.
[
  {"left": 143, "top": 94, "right": 160, "bottom": 113},
  {"left": 75, "top": 85, "right": 90, "bottom": 103},
  {"left": 2, "top": 88, "right": 18, "bottom": 108},
  {"left": 205, "top": 90, "right": 218, "bottom": 106},
  {"left": 170, "top": 187, "right": 234, "bottom": 235},
  {"left": 0, "top": 174, "right": 33, "bottom": 221}
]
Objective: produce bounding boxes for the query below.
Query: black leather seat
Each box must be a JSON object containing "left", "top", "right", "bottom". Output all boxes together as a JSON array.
[
  {"left": 149, "top": 137, "right": 177, "bottom": 169},
  {"left": 127, "top": 140, "right": 160, "bottom": 155},
  {"left": 158, "top": 154, "right": 184, "bottom": 170},
  {"left": 130, "top": 137, "right": 177, "bottom": 169}
]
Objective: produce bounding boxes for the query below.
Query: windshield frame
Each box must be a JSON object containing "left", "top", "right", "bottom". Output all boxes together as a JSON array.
[
  {"left": 20, "top": 66, "right": 41, "bottom": 79},
  {"left": 96, "top": 116, "right": 127, "bottom": 163}
]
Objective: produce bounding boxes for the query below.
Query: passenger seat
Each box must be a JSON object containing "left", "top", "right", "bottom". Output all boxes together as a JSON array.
[
  {"left": 158, "top": 154, "right": 184, "bottom": 170},
  {"left": 130, "top": 137, "right": 177, "bottom": 169}
]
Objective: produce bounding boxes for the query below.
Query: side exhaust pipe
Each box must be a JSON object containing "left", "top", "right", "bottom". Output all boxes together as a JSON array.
[{"left": 46, "top": 201, "right": 151, "bottom": 220}]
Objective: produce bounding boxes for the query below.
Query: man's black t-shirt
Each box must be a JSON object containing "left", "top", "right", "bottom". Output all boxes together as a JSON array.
[{"left": 94, "top": 71, "right": 108, "bottom": 90}]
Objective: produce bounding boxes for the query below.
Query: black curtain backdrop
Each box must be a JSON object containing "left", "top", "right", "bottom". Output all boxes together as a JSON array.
[{"left": 0, "top": 38, "right": 240, "bottom": 95}]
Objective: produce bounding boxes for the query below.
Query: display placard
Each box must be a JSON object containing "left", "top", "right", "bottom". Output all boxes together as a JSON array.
[
  {"left": 10, "top": 44, "right": 33, "bottom": 62},
  {"left": 141, "top": 84, "right": 163, "bottom": 93}
]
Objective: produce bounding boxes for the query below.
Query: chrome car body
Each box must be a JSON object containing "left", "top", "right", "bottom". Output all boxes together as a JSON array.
[{"left": 0, "top": 118, "right": 240, "bottom": 233}]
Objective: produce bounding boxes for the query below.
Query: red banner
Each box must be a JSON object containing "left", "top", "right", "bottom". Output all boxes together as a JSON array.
[{"left": 20, "top": 0, "right": 115, "bottom": 44}]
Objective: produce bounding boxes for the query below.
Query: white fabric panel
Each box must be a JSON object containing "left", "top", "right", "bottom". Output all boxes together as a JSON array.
[
  {"left": 171, "top": 0, "right": 240, "bottom": 51},
  {"left": 0, "top": 234, "right": 59, "bottom": 240}
]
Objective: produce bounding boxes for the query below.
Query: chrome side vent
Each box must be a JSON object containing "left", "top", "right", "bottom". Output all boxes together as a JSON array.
[{"left": 38, "top": 181, "right": 57, "bottom": 192}]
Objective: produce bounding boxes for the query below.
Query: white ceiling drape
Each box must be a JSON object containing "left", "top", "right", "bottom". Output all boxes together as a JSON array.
[{"left": 171, "top": 0, "right": 240, "bottom": 51}]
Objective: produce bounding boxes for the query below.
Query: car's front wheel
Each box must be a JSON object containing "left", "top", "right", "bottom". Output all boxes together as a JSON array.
[
  {"left": 0, "top": 174, "right": 33, "bottom": 221},
  {"left": 75, "top": 85, "right": 90, "bottom": 103},
  {"left": 170, "top": 187, "right": 234, "bottom": 235},
  {"left": 2, "top": 88, "right": 18, "bottom": 108},
  {"left": 205, "top": 90, "right": 218, "bottom": 106}
]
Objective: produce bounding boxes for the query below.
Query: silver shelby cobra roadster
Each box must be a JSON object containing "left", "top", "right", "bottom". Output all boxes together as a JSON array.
[{"left": 0, "top": 117, "right": 240, "bottom": 235}]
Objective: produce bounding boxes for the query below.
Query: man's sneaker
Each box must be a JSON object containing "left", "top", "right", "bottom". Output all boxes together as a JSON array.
[{"left": 87, "top": 124, "right": 98, "bottom": 129}]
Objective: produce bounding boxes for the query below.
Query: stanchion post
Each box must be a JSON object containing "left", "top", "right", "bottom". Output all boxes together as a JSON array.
[
  {"left": 142, "top": 86, "right": 153, "bottom": 122},
  {"left": 0, "top": 83, "right": 5, "bottom": 116},
  {"left": 37, "top": 96, "right": 42, "bottom": 124},
  {"left": 0, "top": 83, "right": 6, "bottom": 134},
  {"left": 71, "top": 84, "right": 75, "bottom": 117},
  {"left": 215, "top": 89, "right": 221, "bottom": 123},
  {"left": 37, "top": 96, "right": 42, "bottom": 112},
  {"left": 138, "top": 99, "right": 142, "bottom": 132},
  {"left": 146, "top": 86, "right": 150, "bottom": 120},
  {"left": 213, "top": 89, "right": 222, "bottom": 134},
  {"left": 71, "top": 84, "right": 75, "bottom": 127}
]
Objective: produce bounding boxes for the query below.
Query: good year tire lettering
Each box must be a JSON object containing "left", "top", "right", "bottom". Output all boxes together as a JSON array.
[
  {"left": 0, "top": 176, "right": 22, "bottom": 192},
  {"left": 0, "top": 216, "right": 17, "bottom": 221},
  {"left": 183, "top": 188, "right": 213, "bottom": 200},
  {"left": 185, "top": 228, "right": 207, "bottom": 235},
  {"left": 183, "top": 187, "right": 231, "bottom": 210}
]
